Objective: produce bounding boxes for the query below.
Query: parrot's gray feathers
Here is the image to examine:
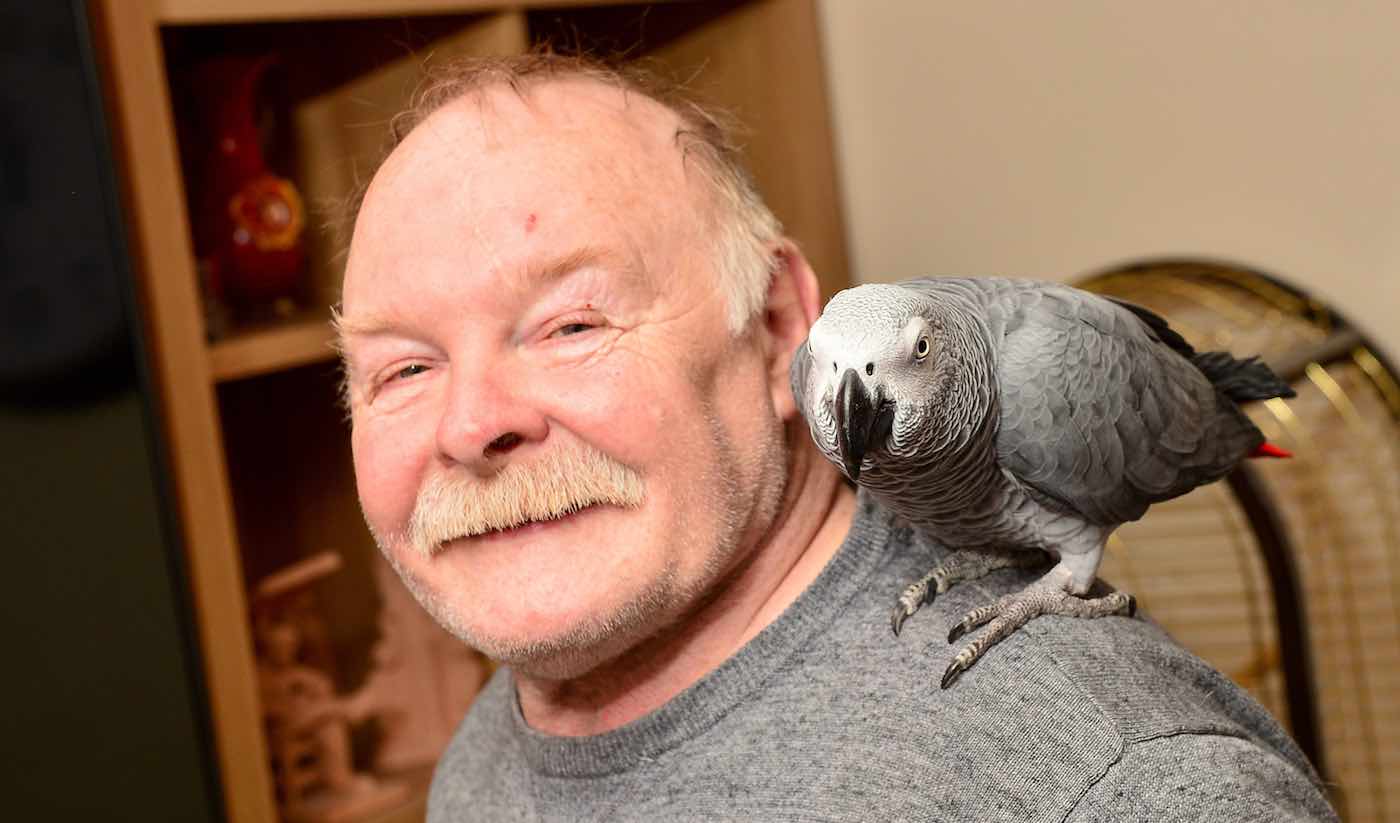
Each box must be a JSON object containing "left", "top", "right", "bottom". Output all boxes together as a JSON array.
[
  {"left": 1104, "top": 296, "right": 1196, "bottom": 358},
  {"left": 995, "top": 282, "right": 1260, "bottom": 525},
  {"left": 1107, "top": 296, "right": 1296, "bottom": 402},
  {"left": 794, "top": 275, "right": 1295, "bottom": 683},
  {"left": 795, "top": 276, "right": 1286, "bottom": 537}
]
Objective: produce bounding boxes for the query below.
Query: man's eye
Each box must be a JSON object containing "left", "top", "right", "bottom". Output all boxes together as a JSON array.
[
  {"left": 394, "top": 363, "right": 428, "bottom": 380},
  {"left": 553, "top": 322, "right": 594, "bottom": 337}
]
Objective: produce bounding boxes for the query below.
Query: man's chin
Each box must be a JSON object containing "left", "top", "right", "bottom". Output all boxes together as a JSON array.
[
  {"left": 489, "top": 641, "right": 619, "bottom": 682},
  {"left": 469, "top": 612, "right": 657, "bottom": 682},
  {"left": 428, "top": 576, "right": 680, "bottom": 682}
]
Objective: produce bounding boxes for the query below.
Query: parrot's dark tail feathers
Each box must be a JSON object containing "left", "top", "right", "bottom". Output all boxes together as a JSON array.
[
  {"left": 1108, "top": 297, "right": 1197, "bottom": 358},
  {"left": 1193, "top": 351, "right": 1298, "bottom": 402}
]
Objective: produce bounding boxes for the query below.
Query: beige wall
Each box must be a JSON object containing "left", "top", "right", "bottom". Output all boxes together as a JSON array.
[{"left": 817, "top": 0, "right": 1400, "bottom": 358}]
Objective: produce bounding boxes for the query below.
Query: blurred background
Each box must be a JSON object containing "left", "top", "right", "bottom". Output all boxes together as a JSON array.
[
  {"left": 2, "top": 1, "right": 1396, "bottom": 821},
  {"left": 822, "top": 1, "right": 1400, "bottom": 361}
]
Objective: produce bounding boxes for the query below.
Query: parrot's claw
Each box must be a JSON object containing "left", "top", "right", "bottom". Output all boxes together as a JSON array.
[
  {"left": 939, "top": 579, "right": 1136, "bottom": 689},
  {"left": 888, "top": 549, "right": 1049, "bottom": 639},
  {"left": 948, "top": 599, "right": 1003, "bottom": 643},
  {"left": 890, "top": 580, "right": 930, "bottom": 635},
  {"left": 941, "top": 658, "right": 969, "bottom": 690},
  {"left": 890, "top": 605, "right": 909, "bottom": 636}
]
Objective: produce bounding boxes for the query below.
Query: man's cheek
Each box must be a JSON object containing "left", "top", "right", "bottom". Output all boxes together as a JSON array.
[
  {"left": 352, "top": 422, "right": 421, "bottom": 535},
  {"left": 546, "top": 365, "right": 672, "bottom": 444},
  {"left": 353, "top": 464, "right": 400, "bottom": 541}
]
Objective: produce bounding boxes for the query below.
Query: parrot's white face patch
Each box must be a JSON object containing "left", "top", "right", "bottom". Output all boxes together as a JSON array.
[
  {"left": 338, "top": 79, "right": 792, "bottom": 681},
  {"left": 902, "top": 316, "right": 933, "bottom": 362}
]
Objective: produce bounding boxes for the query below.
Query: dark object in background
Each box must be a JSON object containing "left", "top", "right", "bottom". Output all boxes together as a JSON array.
[
  {"left": 183, "top": 54, "right": 309, "bottom": 333},
  {"left": 0, "top": 0, "right": 129, "bottom": 407},
  {"left": 0, "top": 1, "right": 222, "bottom": 819}
]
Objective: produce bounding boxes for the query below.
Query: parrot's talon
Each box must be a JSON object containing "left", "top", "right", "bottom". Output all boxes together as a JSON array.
[
  {"left": 934, "top": 577, "right": 1141, "bottom": 684},
  {"left": 885, "top": 549, "right": 1049, "bottom": 639},
  {"left": 889, "top": 580, "right": 929, "bottom": 636},
  {"left": 940, "top": 659, "right": 967, "bottom": 690},
  {"left": 890, "top": 605, "right": 909, "bottom": 636},
  {"left": 946, "top": 601, "right": 1001, "bottom": 644}
]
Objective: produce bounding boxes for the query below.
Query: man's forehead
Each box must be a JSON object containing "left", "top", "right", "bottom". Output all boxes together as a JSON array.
[
  {"left": 384, "top": 78, "right": 685, "bottom": 177},
  {"left": 343, "top": 76, "right": 705, "bottom": 315},
  {"left": 489, "top": 77, "right": 683, "bottom": 138},
  {"left": 349, "top": 77, "right": 700, "bottom": 257}
]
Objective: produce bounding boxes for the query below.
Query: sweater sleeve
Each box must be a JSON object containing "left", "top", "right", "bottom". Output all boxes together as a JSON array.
[{"left": 1063, "top": 733, "right": 1338, "bottom": 823}]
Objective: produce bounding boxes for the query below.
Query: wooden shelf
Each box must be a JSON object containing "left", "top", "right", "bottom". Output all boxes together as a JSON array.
[
  {"left": 154, "top": 0, "right": 626, "bottom": 24},
  {"left": 208, "top": 315, "right": 339, "bottom": 382}
]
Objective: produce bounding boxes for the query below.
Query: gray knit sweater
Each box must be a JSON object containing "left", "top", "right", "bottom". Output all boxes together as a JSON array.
[{"left": 428, "top": 495, "right": 1338, "bottom": 822}]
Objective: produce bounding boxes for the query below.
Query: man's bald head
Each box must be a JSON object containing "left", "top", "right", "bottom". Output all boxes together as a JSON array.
[{"left": 345, "top": 52, "right": 783, "bottom": 333}]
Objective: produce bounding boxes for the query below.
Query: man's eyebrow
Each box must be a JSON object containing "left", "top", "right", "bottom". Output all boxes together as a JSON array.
[
  {"left": 419, "top": 243, "right": 643, "bottom": 302},
  {"left": 507, "top": 244, "right": 639, "bottom": 291},
  {"left": 334, "top": 246, "right": 640, "bottom": 345},
  {"left": 331, "top": 307, "right": 400, "bottom": 342}
]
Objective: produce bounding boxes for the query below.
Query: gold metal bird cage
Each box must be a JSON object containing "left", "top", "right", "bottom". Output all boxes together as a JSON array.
[{"left": 1076, "top": 259, "right": 1400, "bottom": 823}]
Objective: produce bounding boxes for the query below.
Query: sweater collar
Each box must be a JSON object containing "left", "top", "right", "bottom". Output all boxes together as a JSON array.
[{"left": 506, "top": 492, "right": 897, "bottom": 777}]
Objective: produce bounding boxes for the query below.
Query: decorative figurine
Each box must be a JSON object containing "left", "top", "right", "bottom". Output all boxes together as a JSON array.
[
  {"left": 344, "top": 554, "right": 491, "bottom": 773},
  {"left": 252, "top": 553, "right": 408, "bottom": 822},
  {"left": 792, "top": 276, "right": 1295, "bottom": 687}
]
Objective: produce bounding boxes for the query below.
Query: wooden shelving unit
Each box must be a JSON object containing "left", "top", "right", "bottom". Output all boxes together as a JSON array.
[
  {"left": 90, "top": 1, "right": 849, "bottom": 820},
  {"left": 208, "top": 315, "right": 339, "bottom": 383},
  {"left": 152, "top": 0, "right": 593, "bottom": 25}
]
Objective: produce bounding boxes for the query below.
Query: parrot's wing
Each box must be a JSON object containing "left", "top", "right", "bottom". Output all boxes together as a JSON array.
[
  {"left": 994, "top": 286, "right": 1243, "bottom": 525},
  {"left": 1102, "top": 296, "right": 1197, "bottom": 358}
]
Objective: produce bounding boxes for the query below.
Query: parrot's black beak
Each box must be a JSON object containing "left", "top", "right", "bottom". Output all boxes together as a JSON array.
[{"left": 833, "top": 368, "right": 895, "bottom": 482}]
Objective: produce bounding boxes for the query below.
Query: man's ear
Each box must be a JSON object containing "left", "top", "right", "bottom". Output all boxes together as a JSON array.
[{"left": 760, "top": 238, "right": 822, "bottom": 421}]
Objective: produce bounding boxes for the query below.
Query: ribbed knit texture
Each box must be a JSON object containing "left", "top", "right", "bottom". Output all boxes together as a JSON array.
[{"left": 428, "top": 494, "right": 1337, "bottom": 822}]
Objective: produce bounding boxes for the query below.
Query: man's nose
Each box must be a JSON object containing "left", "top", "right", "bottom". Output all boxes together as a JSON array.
[{"left": 434, "top": 365, "right": 548, "bottom": 474}]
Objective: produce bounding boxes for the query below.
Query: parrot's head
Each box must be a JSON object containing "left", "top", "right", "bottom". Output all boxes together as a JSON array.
[{"left": 798, "top": 284, "right": 949, "bottom": 483}]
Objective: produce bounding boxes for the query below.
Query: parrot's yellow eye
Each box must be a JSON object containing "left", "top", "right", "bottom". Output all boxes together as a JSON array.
[{"left": 915, "top": 336, "right": 931, "bottom": 359}]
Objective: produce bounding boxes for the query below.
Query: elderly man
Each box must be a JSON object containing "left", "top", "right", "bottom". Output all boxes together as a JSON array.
[{"left": 337, "top": 54, "right": 1336, "bottom": 821}]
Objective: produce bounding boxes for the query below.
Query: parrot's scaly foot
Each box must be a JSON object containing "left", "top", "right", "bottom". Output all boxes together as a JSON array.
[
  {"left": 889, "top": 549, "right": 1049, "bottom": 635},
  {"left": 940, "top": 581, "right": 1135, "bottom": 689}
]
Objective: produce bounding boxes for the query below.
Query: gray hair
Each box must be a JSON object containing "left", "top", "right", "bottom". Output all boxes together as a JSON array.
[{"left": 349, "top": 50, "right": 783, "bottom": 333}]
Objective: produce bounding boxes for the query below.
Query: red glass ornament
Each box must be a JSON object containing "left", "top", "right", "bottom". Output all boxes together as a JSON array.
[{"left": 187, "top": 55, "right": 306, "bottom": 316}]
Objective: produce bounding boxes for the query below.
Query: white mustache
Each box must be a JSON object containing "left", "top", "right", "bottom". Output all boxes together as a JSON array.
[{"left": 406, "top": 443, "right": 645, "bottom": 557}]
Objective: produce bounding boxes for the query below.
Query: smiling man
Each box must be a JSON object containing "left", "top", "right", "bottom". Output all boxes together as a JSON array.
[{"left": 337, "top": 54, "right": 1336, "bottom": 821}]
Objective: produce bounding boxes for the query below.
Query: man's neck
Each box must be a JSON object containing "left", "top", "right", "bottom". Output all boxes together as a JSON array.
[{"left": 514, "top": 443, "right": 855, "bottom": 736}]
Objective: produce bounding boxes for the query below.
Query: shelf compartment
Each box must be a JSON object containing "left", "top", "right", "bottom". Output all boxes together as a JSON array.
[
  {"left": 154, "top": 0, "right": 636, "bottom": 25},
  {"left": 207, "top": 314, "right": 340, "bottom": 382}
]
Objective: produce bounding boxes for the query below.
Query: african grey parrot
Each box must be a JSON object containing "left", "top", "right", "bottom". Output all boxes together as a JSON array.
[{"left": 791, "top": 277, "right": 1295, "bottom": 688}]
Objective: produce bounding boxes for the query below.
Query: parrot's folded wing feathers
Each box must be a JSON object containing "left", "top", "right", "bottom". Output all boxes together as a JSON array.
[
  {"left": 995, "top": 287, "right": 1247, "bottom": 526},
  {"left": 1103, "top": 296, "right": 1197, "bottom": 358}
]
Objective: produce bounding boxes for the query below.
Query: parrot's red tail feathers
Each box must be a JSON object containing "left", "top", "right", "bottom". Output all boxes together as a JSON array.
[{"left": 1250, "top": 442, "right": 1293, "bottom": 459}]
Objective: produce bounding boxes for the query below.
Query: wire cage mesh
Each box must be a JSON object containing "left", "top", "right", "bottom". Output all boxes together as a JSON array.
[{"left": 1077, "top": 260, "right": 1400, "bottom": 822}]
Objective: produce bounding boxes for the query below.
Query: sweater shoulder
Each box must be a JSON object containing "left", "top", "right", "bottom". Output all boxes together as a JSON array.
[
  {"left": 764, "top": 517, "right": 1328, "bottom": 817},
  {"left": 863, "top": 519, "right": 1315, "bottom": 764},
  {"left": 427, "top": 670, "right": 530, "bottom": 823}
]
